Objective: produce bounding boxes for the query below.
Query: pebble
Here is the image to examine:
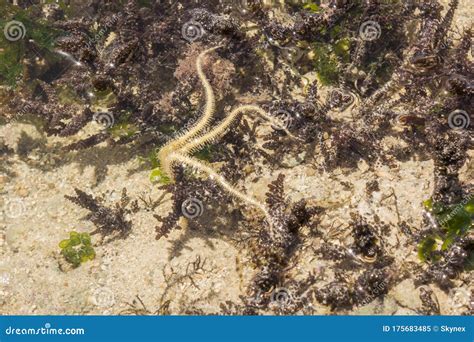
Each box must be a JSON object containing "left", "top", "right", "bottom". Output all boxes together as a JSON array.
[
  {"left": 282, "top": 151, "right": 306, "bottom": 168},
  {"left": 357, "top": 160, "right": 370, "bottom": 172},
  {"left": 15, "top": 184, "right": 29, "bottom": 198},
  {"left": 390, "top": 279, "right": 422, "bottom": 310}
]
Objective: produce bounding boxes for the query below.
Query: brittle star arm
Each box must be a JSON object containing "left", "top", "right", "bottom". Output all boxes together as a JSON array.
[
  {"left": 168, "top": 151, "right": 273, "bottom": 228},
  {"left": 162, "top": 46, "right": 221, "bottom": 149},
  {"left": 158, "top": 45, "right": 222, "bottom": 177},
  {"left": 179, "top": 105, "right": 301, "bottom": 156}
]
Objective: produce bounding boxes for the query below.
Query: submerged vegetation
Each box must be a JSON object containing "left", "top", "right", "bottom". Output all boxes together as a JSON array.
[
  {"left": 59, "top": 231, "right": 95, "bottom": 268},
  {"left": 0, "top": 0, "right": 472, "bottom": 315},
  {"left": 419, "top": 197, "right": 474, "bottom": 262}
]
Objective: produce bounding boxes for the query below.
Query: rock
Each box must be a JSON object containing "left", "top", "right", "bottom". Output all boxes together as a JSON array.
[
  {"left": 281, "top": 151, "right": 306, "bottom": 168},
  {"left": 390, "top": 279, "right": 422, "bottom": 310},
  {"left": 357, "top": 160, "right": 370, "bottom": 172},
  {"left": 15, "top": 184, "right": 29, "bottom": 198}
]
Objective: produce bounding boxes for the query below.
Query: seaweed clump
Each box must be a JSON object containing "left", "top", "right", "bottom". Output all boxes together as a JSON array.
[
  {"left": 59, "top": 231, "right": 95, "bottom": 269},
  {"left": 416, "top": 196, "right": 473, "bottom": 289},
  {"left": 225, "top": 174, "right": 322, "bottom": 315},
  {"left": 313, "top": 215, "right": 394, "bottom": 312},
  {"left": 0, "top": 0, "right": 472, "bottom": 315},
  {"left": 65, "top": 187, "right": 138, "bottom": 243}
]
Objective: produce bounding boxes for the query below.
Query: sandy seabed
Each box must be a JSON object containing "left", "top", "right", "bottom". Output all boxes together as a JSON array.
[{"left": 0, "top": 0, "right": 473, "bottom": 315}]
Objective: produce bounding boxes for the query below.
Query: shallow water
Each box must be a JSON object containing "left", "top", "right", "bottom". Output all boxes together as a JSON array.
[{"left": 0, "top": 0, "right": 473, "bottom": 315}]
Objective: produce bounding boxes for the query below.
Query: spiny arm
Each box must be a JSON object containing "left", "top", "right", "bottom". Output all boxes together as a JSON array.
[
  {"left": 158, "top": 45, "right": 222, "bottom": 177},
  {"left": 168, "top": 152, "right": 273, "bottom": 229},
  {"left": 179, "top": 105, "right": 301, "bottom": 156},
  {"left": 163, "top": 45, "right": 222, "bottom": 152}
]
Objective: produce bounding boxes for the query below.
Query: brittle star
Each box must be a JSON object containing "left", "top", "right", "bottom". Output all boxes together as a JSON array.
[{"left": 158, "top": 45, "right": 299, "bottom": 230}]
